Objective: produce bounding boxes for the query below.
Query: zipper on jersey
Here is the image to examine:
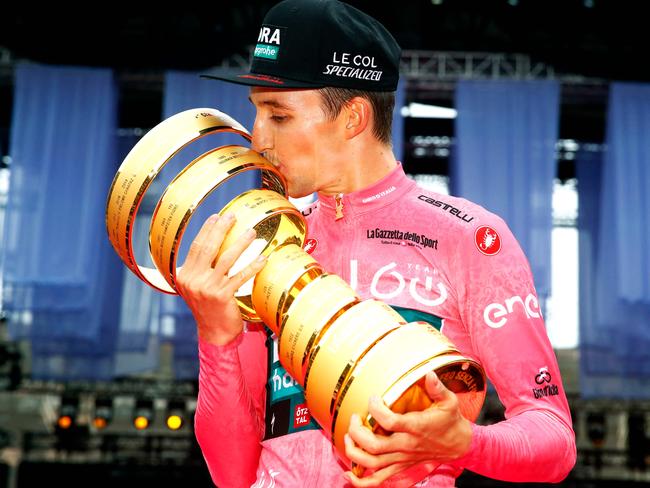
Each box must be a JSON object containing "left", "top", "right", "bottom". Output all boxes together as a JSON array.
[{"left": 335, "top": 193, "right": 344, "bottom": 220}]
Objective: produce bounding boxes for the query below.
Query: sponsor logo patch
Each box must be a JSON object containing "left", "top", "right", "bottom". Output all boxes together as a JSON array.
[
  {"left": 475, "top": 225, "right": 501, "bottom": 256},
  {"left": 366, "top": 228, "right": 438, "bottom": 250},
  {"left": 254, "top": 25, "right": 284, "bottom": 61},
  {"left": 361, "top": 185, "right": 396, "bottom": 203},
  {"left": 482, "top": 293, "right": 541, "bottom": 328},
  {"left": 293, "top": 403, "right": 311, "bottom": 428},
  {"left": 322, "top": 51, "right": 384, "bottom": 82},
  {"left": 254, "top": 44, "right": 280, "bottom": 60},
  {"left": 417, "top": 195, "right": 474, "bottom": 224},
  {"left": 350, "top": 260, "right": 448, "bottom": 308},
  {"left": 532, "top": 367, "right": 559, "bottom": 399},
  {"left": 304, "top": 238, "right": 317, "bottom": 254}
]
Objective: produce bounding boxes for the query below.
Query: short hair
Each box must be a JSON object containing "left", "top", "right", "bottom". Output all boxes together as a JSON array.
[{"left": 317, "top": 87, "right": 395, "bottom": 145}]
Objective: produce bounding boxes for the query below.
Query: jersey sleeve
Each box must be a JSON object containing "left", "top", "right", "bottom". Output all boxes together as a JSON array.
[
  {"left": 194, "top": 322, "right": 268, "bottom": 487},
  {"left": 446, "top": 215, "right": 576, "bottom": 482}
]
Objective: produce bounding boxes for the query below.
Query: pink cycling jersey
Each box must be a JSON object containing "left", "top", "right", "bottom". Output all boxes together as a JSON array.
[{"left": 194, "top": 164, "right": 576, "bottom": 487}]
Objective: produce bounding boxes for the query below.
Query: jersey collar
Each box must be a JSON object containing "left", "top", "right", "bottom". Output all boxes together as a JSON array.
[{"left": 317, "top": 163, "right": 415, "bottom": 219}]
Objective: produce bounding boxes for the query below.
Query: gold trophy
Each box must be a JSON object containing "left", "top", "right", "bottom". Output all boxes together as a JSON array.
[{"left": 105, "top": 108, "right": 486, "bottom": 474}]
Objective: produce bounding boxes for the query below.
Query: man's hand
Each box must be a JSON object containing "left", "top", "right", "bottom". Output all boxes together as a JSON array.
[
  {"left": 176, "top": 213, "right": 267, "bottom": 346},
  {"left": 343, "top": 372, "right": 472, "bottom": 487}
]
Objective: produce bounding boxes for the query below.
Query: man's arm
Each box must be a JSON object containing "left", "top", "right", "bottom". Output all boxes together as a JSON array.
[
  {"left": 195, "top": 325, "right": 267, "bottom": 487},
  {"left": 175, "top": 213, "right": 269, "bottom": 486},
  {"left": 454, "top": 410, "right": 575, "bottom": 482},
  {"left": 345, "top": 215, "right": 576, "bottom": 486},
  {"left": 449, "top": 215, "right": 576, "bottom": 481}
]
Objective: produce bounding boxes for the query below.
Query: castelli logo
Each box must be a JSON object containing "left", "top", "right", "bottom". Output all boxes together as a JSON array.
[
  {"left": 304, "top": 238, "right": 317, "bottom": 254},
  {"left": 475, "top": 226, "right": 501, "bottom": 256}
]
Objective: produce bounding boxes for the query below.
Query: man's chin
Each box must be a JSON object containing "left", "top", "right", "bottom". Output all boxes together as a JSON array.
[
  {"left": 288, "top": 190, "right": 306, "bottom": 199},
  {"left": 287, "top": 187, "right": 313, "bottom": 200}
]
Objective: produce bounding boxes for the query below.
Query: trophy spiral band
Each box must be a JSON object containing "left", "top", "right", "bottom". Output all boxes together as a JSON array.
[{"left": 105, "top": 108, "right": 487, "bottom": 476}]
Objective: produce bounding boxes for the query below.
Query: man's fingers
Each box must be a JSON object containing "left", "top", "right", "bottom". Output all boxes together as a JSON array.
[
  {"left": 344, "top": 432, "right": 405, "bottom": 471},
  {"left": 213, "top": 228, "right": 258, "bottom": 275},
  {"left": 367, "top": 396, "right": 409, "bottom": 433},
  {"left": 344, "top": 460, "right": 410, "bottom": 488},
  {"left": 424, "top": 371, "right": 455, "bottom": 405},
  {"left": 182, "top": 214, "right": 218, "bottom": 269},
  {"left": 184, "top": 213, "right": 236, "bottom": 270},
  {"left": 224, "top": 254, "right": 267, "bottom": 295},
  {"left": 347, "top": 413, "right": 388, "bottom": 454}
]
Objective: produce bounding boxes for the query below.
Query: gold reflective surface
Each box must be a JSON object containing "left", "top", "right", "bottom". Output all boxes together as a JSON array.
[
  {"left": 304, "top": 300, "right": 405, "bottom": 434},
  {"left": 219, "top": 189, "right": 307, "bottom": 321},
  {"left": 149, "top": 146, "right": 285, "bottom": 293},
  {"left": 252, "top": 243, "right": 323, "bottom": 333},
  {"left": 277, "top": 274, "right": 360, "bottom": 385},
  {"left": 105, "top": 107, "right": 278, "bottom": 293},
  {"left": 331, "top": 322, "right": 485, "bottom": 463}
]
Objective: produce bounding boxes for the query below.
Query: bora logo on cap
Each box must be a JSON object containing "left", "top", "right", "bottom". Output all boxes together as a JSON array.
[{"left": 254, "top": 25, "right": 285, "bottom": 60}]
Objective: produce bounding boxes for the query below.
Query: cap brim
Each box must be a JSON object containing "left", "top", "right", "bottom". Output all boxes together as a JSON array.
[{"left": 200, "top": 71, "right": 324, "bottom": 89}]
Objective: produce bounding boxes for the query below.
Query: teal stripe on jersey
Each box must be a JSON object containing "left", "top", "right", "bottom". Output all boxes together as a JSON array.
[{"left": 390, "top": 305, "right": 443, "bottom": 330}]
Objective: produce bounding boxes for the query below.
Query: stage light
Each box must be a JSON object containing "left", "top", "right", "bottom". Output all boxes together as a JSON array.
[
  {"left": 166, "top": 414, "right": 183, "bottom": 430},
  {"left": 57, "top": 395, "right": 78, "bottom": 430},
  {"left": 166, "top": 399, "right": 186, "bottom": 431},
  {"left": 134, "top": 415, "right": 150, "bottom": 430},
  {"left": 133, "top": 398, "right": 154, "bottom": 430},
  {"left": 55, "top": 394, "right": 89, "bottom": 451},
  {"left": 93, "top": 397, "right": 113, "bottom": 430},
  {"left": 57, "top": 415, "right": 73, "bottom": 429}
]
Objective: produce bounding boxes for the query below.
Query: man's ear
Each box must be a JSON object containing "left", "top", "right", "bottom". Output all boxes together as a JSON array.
[{"left": 344, "top": 97, "right": 371, "bottom": 139}]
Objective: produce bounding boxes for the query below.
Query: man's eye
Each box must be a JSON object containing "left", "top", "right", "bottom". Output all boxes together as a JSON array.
[{"left": 271, "top": 115, "right": 287, "bottom": 122}]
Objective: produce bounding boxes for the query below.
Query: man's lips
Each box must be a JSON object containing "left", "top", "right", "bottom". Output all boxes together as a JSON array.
[{"left": 264, "top": 155, "right": 283, "bottom": 173}]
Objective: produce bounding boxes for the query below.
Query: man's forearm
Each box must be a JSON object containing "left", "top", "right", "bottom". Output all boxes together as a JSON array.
[
  {"left": 454, "top": 409, "right": 576, "bottom": 482},
  {"left": 195, "top": 335, "right": 266, "bottom": 487}
]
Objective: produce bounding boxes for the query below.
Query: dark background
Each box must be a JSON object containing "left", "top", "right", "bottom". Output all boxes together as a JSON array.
[
  {"left": 1, "top": 0, "right": 648, "bottom": 141},
  {"left": 2, "top": 1, "right": 648, "bottom": 80}
]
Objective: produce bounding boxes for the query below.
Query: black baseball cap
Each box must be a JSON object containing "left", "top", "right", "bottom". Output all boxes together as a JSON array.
[{"left": 200, "top": 0, "right": 401, "bottom": 91}]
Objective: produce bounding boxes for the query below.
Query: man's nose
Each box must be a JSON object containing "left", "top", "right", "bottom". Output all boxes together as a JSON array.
[{"left": 251, "top": 117, "right": 272, "bottom": 154}]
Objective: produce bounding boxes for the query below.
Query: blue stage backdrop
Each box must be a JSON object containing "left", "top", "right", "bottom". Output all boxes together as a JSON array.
[
  {"left": 578, "top": 83, "right": 650, "bottom": 398},
  {"left": 1, "top": 63, "right": 123, "bottom": 380},
  {"left": 452, "top": 79, "right": 559, "bottom": 304}
]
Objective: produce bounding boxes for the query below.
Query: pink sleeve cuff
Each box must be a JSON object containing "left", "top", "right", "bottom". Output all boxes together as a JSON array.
[{"left": 449, "top": 422, "right": 483, "bottom": 468}]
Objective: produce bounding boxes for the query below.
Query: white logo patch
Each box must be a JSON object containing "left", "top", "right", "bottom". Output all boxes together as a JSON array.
[
  {"left": 258, "top": 26, "right": 281, "bottom": 45},
  {"left": 483, "top": 293, "right": 541, "bottom": 328},
  {"left": 350, "top": 260, "right": 448, "bottom": 307},
  {"left": 322, "top": 51, "right": 384, "bottom": 82}
]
